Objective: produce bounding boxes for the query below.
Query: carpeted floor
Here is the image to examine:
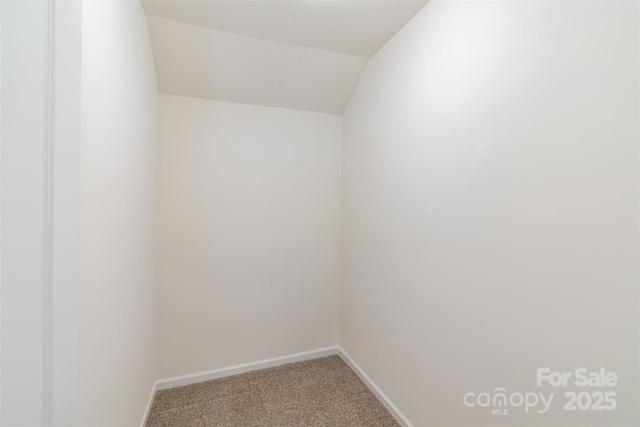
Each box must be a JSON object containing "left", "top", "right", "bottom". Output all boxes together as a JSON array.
[{"left": 145, "top": 355, "right": 400, "bottom": 427}]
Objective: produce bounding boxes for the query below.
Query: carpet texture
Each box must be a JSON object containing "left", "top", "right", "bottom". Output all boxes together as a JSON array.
[{"left": 146, "top": 355, "right": 400, "bottom": 427}]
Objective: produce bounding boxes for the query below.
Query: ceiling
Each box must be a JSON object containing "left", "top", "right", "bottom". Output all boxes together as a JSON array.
[{"left": 142, "top": 0, "right": 427, "bottom": 114}]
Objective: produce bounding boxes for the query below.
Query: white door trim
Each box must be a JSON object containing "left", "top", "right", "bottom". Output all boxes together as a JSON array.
[{"left": 41, "top": 0, "right": 55, "bottom": 425}]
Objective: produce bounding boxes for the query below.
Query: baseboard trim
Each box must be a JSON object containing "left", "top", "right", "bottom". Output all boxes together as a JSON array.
[
  {"left": 139, "top": 380, "right": 158, "bottom": 427},
  {"left": 142, "top": 345, "right": 413, "bottom": 427},
  {"left": 336, "top": 346, "right": 414, "bottom": 427},
  {"left": 155, "top": 346, "right": 340, "bottom": 391}
]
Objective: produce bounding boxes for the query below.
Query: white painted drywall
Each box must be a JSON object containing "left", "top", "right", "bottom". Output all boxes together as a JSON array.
[
  {"left": 1, "top": 1, "right": 47, "bottom": 424},
  {"left": 146, "top": 16, "right": 368, "bottom": 115},
  {"left": 64, "top": 1, "right": 158, "bottom": 425},
  {"left": 157, "top": 95, "right": 341, "bottom": 378},
  {"left": 341, "top": 1, "right": 639, "bottom": 426},
  {"left": 141, "top": 0, "right": 426, "bottom": 57}
]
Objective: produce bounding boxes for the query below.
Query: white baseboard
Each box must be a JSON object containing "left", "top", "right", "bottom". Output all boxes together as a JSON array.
[
  {"left": 337, "top": 346, "right": 414, "bottom": 427},
  {"left": 141, "top": 345, "right": 412, "bottom": 427},
  {"left": 155, "top": 346, "right": 340, "bottom": 391},
  {"left": 139, "top": 379, "right": 158, "bottom": 427}
]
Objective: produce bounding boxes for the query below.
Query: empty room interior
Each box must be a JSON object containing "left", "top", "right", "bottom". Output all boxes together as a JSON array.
[{"left": 1, "top": 0, "right": 639, "bottom": 426}]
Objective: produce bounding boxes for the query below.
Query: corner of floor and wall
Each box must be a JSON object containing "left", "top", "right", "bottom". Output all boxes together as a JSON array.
[{"left": 2, "top": 0, "right": 638, "bottom": 426}]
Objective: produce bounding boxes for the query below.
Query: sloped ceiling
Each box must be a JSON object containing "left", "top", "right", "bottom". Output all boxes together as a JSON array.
[{"left": 142, "top": 0, "right": 427, "bottom": 114}]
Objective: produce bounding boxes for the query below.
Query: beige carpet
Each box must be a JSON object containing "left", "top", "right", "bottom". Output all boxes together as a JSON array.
[{"left": 146, "top": 355, "right": 400, "bottom": 427}]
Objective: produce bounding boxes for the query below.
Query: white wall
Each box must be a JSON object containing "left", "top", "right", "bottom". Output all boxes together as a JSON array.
[
  {"left": 157, "top": 95, "right": 341, "bottom": 378},
  {"left": 341, "top": 1, "right": 639, "bottom": 426},
  {"left": 146, "top": 16, "right": 368, "bottom": 115},
  {"left": 65, "top": 1, "right": 158, "bottom": 425}
]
